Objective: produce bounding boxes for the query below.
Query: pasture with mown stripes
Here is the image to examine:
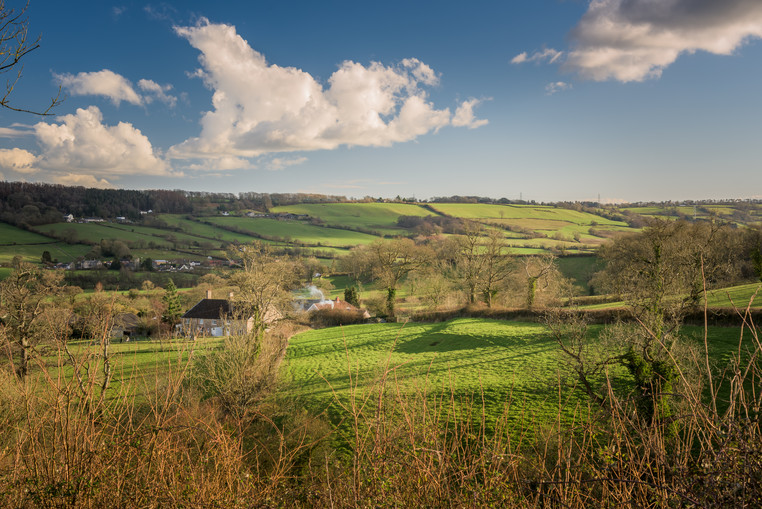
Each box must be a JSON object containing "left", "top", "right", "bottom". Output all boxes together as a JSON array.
[{"left": 282, "top": 318, "right": 751, "bottom": 438}]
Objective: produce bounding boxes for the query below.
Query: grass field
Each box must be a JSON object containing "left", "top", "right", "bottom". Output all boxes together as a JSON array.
[
  {"left": 580, "top": 281, "right": 762, "bottom": 310},
  {"left": 282, "top": 318, "right": 748, "bottom": 437},
  {"left": 43, "top": 337, "right": 223, "bottom": 403},
  {"left": 429, "top": 203, "right": 626, "bottom": 226},
  {"left": 205, "top": 216, "right": 382, "bottom": 247},
  {"left": 157, "top": 215, "right": 261, "bottom": 244},
  {"left": 283, "top": 319, "right": 627, "bottom": 433},
  {"left": 0, "top": 242, "right": 91, "bottom": 264},
  {"left": 271, "top": 202, "right": 432, "bottom": 234},
  {"left": 705, "top": 282, "right": 762, "bottom": 309},
  {"left": 0, "top": 223, "right": 56, "bottom": 245},
  {"left": 37, "top": 222, "right": 221, "bottom": 249},
  {"left": 556, "top": 256, "right": 602, "bottom": 294}
]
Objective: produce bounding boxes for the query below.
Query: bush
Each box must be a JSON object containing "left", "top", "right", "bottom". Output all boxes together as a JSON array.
[{"left": 309, "top": 308, "right": 367, "bottom": 327}]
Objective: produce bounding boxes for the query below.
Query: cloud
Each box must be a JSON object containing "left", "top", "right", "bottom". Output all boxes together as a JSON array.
[
  {"left": 545, "top": 81, "right": 572, "bottom": 95},
  {"left": 56, "top": 70, "right": 177, "bottom": 108},
  {"left": 0, "top": 124, "right": 34, "bottom": 138},
  {"left": 32, "top": 106, "right": 171, "bottom": 177},
  {"left": 452, "top": 99, "right": 489, "bottom": 129},
  {"left": 138, "top": 79, "right": 178, "bottom": 107},
  {"left": 56, "top": 70, "right": 143, "bottom": 106},
  {"left": 144, "top": 3, "right": 178, "bottom": 22},
  {"left": 0, "top": 148, "right": 38, "bottom": 174},
  {"left": 53, "top": 173, "right": 115, "bottom": 189},
  {"left": 267, "top": 156, "right": 308, "bottom": 171},
  {"left": 564, "top": 0, "right": 762, "bottom": 82},
  {"left": 183, "top": 155, "right": 254, "bottom": 172},
  {"left": 169, "top": 19, "right": 485, "bottom": 162},
  {"left": 511, "top": 48, "right": 563, "bottom": 65}
]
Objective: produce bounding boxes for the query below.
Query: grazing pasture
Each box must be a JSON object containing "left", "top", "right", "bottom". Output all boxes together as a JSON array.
[
  {"left": 205, "top": 216, "right": 382, "bottom": 247},
  {"left": 271, "top": 202, "right": 433, "bottom": 234},
  {"left": 283, "top": 319, "right": 628, "bottom": 434},
  {"left": 156, "top": 215, "right": 261, "bottom": 243},
  {"left": 0, "top": 223, "right": 56, "bottom": 245},
  {"left": 0, "top": 242, "right": 91, "bottom": 264},
  {"left": 283, "top": 318, "right": 749, "bottom": 438}
]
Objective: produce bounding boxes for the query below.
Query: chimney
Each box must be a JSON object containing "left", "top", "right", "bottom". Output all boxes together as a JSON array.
[{"left": 206, "top": 289, "right": 212, "bottom": 299}]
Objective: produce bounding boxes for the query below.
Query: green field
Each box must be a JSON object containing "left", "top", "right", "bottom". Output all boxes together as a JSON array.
[
  {"left": 556, "top": 256, "right": 602, "bottom": 293},
  {"left": 427, "top": 203, "right": 634, "bottom": 253},
  {"left": 44, "top": 338, "right": 223, "bottom": 403},
  {"left": 705, "top": 282, "right": 762, "bottom": 309},
  {"left": 282, "top": 318, "right": 748, "bottom": 436},
  {"left": 580, "top": 281, "right": 762, "bottom": 310},
  {"left": 429, "top": 203, "right": 625, "bottom": 226},
  {"left": 271, "top": 202, "right": 433, "bottom": 234},
  {"left": 621, "top": 203, "right": 762, "bottom": 225},
  {"left": 0, "top": 222, "right": 56, "bottom": 245},
  {"left": 157, "top": 215, "right": 262, "bottom": 244},
  {"left": 37, "top": 222, "right": 220, "bottom": 249},
  {"left": 205, "top": 216, "right": 382, "bottom": 247},
  {"left": 0, "top": 242, "right": 91, "bottom": 264},
  {"left": 283, "top": 319, "right": 627, "bottom": 433}
]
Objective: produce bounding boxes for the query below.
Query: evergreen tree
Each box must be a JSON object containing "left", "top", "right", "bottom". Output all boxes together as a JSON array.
[
  {"left": 162, "top": 279, "right": 182, "bottom": 327},
  {"left": 344, "top": 285, "right": 360, "bottom": 307}
]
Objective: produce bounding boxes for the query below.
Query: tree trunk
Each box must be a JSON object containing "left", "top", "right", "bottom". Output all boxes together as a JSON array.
[{"left": 386, "top": 287, "right": 397, "bottom": 318}]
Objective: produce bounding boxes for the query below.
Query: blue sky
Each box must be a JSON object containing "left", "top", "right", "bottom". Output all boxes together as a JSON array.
[{"left": 0, "top": 0, "right": 761, "bottom": 203}]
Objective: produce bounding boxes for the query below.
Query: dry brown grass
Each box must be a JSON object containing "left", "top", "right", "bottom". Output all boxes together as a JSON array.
[{"left": 0, "top": 307, "right": 760, "bottom": 507}]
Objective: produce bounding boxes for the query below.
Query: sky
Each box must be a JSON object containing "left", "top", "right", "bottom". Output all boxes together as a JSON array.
[{"left": 0, "top": 0, "right": 761, "bottom": 203}]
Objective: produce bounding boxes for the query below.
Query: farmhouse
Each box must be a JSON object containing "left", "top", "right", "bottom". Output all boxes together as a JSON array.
[{"left": 180, "top": 290, "right": 281, "bottom": 337}]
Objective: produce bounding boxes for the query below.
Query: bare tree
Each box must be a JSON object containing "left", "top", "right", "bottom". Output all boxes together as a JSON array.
[
  {"left": 593, "top": 219, "right": 744, "bottom": 424},
  {"left": 0, "top": 1, "right": 61, "bottom": 115},
  {"left": 478, "top": 229, "right": 513, "bottom": 307},
  {"left": 366, "top": 238, "right": 432, "bottom": 318},
  {"left": 226, "top": 242, "right": 299, "bottom": 340},
  {"left": 0, "top": 257, "right": 64, "bottom": 378},
  {"left": 454, "top": 221, "right": 485, "bottom": 305},
  {"left": 522, "top": 254, "right": 560, "bottom": 309}
]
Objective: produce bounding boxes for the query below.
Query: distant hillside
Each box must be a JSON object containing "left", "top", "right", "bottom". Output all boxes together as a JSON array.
[{"left": 1, "top": 181, "right": 760, "bottom": 269}]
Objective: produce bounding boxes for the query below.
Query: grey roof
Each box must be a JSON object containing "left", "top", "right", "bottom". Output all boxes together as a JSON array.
[{"left": 181, "top": 299, "right": 235, "bottom": 319}]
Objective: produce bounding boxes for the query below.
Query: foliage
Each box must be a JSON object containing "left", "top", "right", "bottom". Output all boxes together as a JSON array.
[
  {"left": 309, "top": 308, "right": 367, "bottom": 327},
  {"left": 161, "top": 279, "right": 182, "bottom": 327},
  {"left": 343, "top": 285, "right": 360, "bottom": 307}
]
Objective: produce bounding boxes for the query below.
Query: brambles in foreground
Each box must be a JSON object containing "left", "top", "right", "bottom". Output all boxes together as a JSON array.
[
  {"left": 0, "top": 311, "right": 760, "bottom": 507},
  {"left": 0, "top": 257, "right": 66, "bottom": 378}
]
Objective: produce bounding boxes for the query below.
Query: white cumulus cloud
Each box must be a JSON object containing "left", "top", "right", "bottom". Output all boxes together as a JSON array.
[
  {"left": 452, "top": 99, "right": 489, "bottom": 129},
  {"left": 56, "top": 70, "right": 143, "bottom": 106},
  {"left": 564, "top": 0, "right": 762, "bottom": 82},
  {"left": 138, "top": 79, "right": 178, "bottom": 107},
  {"left": 53, "top": 173, "right": 116, "bottom": 189},
  {"left": 169, "top": 19, "right": 485, "bottom": 162},
  {"left": 32, "top": 106, "right": 171, "bottom": 177},
  {"left": 56, "top": 70, "right": 178, "bottom": 107},
  {"left": 0, "top": 148, "right": 38, "bottom": 174}
]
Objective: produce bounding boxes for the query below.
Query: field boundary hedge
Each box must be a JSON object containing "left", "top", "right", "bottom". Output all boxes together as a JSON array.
[{"left": 411, "top": 305, "right": 762, "bottom": 326}]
